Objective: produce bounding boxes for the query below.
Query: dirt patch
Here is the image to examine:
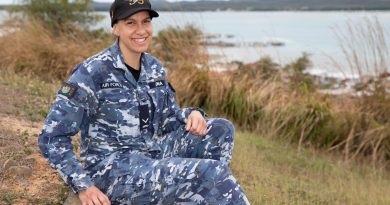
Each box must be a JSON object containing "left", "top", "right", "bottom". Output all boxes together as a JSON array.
[{"left": 0, "top": 115, "right": 68, "bottom": 204}]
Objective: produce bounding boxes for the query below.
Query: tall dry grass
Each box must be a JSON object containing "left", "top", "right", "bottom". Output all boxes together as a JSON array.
[
  {"left": 0, "top": 19, "right": 111, "bottom": 82},
  {"left": 1, "top": 16, "right": 389, "bottom": 168},
  {"left": 330, "top": 17, "right": 390, "bottom": 167},
  {"left": 152, "top": 23, "right": 390, "bottom": 168},
  {"left": 150, "top": 25, "right": 210, "bottom": 107}
]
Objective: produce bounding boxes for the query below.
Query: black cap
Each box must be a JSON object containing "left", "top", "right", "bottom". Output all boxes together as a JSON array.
[{"left": 110, "top": 0, "right": 159, "bottom": 27}]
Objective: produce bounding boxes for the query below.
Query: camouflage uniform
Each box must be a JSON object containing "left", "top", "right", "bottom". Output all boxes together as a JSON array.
[{"left": 38, "top": 41, "right": 250, "bottom": 204}]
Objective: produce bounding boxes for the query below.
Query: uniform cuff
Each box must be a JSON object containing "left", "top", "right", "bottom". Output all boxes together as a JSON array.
[
  {"left": 183, "top": 107, "right": 208, "bottom": 120},
  {"left": 189, "top": 107, "right": 208, "bottom": 118},
  {"left": 70, "top": 174, "right": 95, "bottom": 193}
]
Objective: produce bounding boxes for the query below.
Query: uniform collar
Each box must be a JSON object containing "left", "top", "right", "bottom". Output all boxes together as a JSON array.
[
  {"left": 109, "top": 40, "right": 154, "bottom": 83},
  {"left": 109, "top": 40, "right": 128, "bottom": 73}
]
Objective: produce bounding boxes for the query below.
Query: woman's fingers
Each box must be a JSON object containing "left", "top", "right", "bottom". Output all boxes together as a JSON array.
[
  {"left": 186, "top": 115, "right": 193, "bottom": 131},
  {"left": 79, "top": 186, "right": 111, "bottom": 205},
  {"left": 186, "top": 111, "right": 207, "bottom": 136},
  {"left": 98, "top": 194, "right": 111, "bottom": 205},
  {"left": 91, "top": 196, "right": 102, "bottom": 205}
]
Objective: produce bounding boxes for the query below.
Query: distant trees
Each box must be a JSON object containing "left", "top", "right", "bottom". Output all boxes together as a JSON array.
[{"left": 7, "top": 0, "right": 100, "bottom": 31}]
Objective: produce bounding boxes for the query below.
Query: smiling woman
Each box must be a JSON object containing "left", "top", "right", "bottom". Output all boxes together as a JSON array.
[
  {"left": 110, "top": 0, "right": 158, "bottom": 69},
  {"left": 112, "top": 11, "right": 153, "bottom": 69},
  {"left": 37, "top": 0, "right": 250, "bottom": 204}
]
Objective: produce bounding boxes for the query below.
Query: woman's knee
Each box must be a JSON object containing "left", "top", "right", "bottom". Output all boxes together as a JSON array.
[
  {"left": 207, "top": 118, "right": 235, "bottom": 140},
  {"left": 195, "top": 159, "right": 231, "bottom": 180}
]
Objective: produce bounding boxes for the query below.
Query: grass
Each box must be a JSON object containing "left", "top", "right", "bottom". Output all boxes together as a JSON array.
[
  {"left": 0, "top": 71, "right": 389, "bottom": 204},
  {"left": 152, "top": 24, "right": 390, "bottom": 169},
  {"left": 0, "top": 10, "right": 389, "bottom": 204},
  {"left": 1, "top": 19, "right": 389, "bottom": 169},
  {"left": 0, "top": 18, "right": 111, "bottom": 82},
  {"left": 0, "top": 187, "right": 70, "bottom": 205},
  {"left": 232, "top": 132, "right": 390, "bottom": 204},
  {"left": 0, "top": 71, "right": 59, "bottom": 122}
]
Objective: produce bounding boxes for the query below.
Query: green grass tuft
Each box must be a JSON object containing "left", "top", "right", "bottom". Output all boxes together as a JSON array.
[{"left": 232, "top": 132, "right": 390, "bottom": 204}]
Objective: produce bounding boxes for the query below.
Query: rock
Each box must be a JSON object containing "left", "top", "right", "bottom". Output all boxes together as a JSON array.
[
  {"left": 64, "top": 192, "right": 82, "bottom": 205},
  {"left": 3, "top": 159, "right": 18, "bottom": 170},
  {"left": 8, "top": 165, "right": 32, "bottom": 177}
]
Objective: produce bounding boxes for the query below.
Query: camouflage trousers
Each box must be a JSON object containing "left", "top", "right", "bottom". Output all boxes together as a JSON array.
[{"left": 97, "top": 118, "right": 250, "bottom": 205}]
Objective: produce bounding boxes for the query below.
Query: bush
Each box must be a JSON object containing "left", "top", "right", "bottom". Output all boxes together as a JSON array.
[
  {"left": 7, "top": 0, "right": 99, "bottom": 32},
  {"left": 0, "top": 19, "right": 112, "bottom": 82},
  {"left": 151, "top": 25, "right": 209, "bottom": 107},
  {"left": 283, "top": 53, "right": 316, "bottom": 93}
]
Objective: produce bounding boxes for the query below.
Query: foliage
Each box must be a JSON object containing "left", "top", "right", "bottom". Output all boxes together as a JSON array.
[
  {"left": 331, "top": 16, "right": 390, "bottom": 165},
  {"left": 6, "top": 0, "right": 100, "bottom": 32},
  {"left": 1, "top": 9, "right": 389, "bottom": 168},
  {"left": 234, "top": 56, "right": 280, "bottom": 81},
  {"left": 151, "top": 25, "right": 209, "bottom": 107},
  {"left": 152, "top": 24, "right": 205, "bottom": 65},
  {"left": 0, "top": 19, "right": 112, "bottom": 82},
  {"left": 283, "top": 53, "right": 316, "bottom": 93}
]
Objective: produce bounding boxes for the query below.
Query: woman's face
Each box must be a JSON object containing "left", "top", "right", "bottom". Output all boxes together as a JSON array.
[{"left": 113, "top": 11, "right": 153, "bottom": 56}]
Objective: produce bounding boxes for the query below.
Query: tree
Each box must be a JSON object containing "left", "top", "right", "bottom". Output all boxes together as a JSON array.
[
  {"left": 283, "top": 53, "right": 316, "bottom": 92},
  {"left": 7, "top": 0, "right": 99, "bottom": 31}
]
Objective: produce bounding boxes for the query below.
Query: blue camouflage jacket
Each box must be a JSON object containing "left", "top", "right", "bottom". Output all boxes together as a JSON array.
[{"left": 38, "top": 41, "right": 194, "bottom": 192}]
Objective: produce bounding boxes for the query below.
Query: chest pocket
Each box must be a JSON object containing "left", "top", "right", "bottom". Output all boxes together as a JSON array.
[{"left": 96, "top": 88, "right": 138, "bottom": 125}]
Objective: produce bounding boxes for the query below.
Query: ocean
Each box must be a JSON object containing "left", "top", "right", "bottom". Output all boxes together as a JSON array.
[{"left": 1, "top": 10, "right": 390, "bottom": 77}]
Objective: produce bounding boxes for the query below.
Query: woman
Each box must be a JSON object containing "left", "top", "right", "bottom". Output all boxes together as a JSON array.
[{"left": 38, "top": 0, "right": 250, "bottom": 204}]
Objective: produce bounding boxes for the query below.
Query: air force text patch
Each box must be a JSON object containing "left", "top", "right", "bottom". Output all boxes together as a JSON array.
[
  {"left": 58, "top": 83, "right": 77, "bottom": 98},
  {"left": 148, "top": 80, "right": 165, "bottom": 89},
  {"left": 100, "top": 82, "right": 123, "bottom": 89}
]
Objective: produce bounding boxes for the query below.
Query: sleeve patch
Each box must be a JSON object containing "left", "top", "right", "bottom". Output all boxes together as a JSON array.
[{"left": 58, "top": 83, "right": 77, "bottom": 98}]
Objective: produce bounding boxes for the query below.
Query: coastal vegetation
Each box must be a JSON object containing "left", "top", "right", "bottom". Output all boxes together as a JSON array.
[
  {"left": 6, "top": 0, "right": 98, "bottom": 31},
  {"left": 152, "top": 22, "right": 390, "bottom": 170},
  {"left": 0, "top": 1, "right": 389, "bottom": 204}
]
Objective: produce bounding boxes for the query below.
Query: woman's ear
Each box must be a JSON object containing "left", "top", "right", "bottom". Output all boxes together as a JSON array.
[{"left": 112, "top": 25, "right": 119, "bottom": 36}]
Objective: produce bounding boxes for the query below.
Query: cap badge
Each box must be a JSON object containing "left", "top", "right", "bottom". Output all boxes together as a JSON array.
[{"left": 129, "top": 0, "right": 144, "bottom": 6}]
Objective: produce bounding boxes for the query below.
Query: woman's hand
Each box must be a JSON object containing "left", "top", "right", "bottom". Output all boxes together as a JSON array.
[
  {"left": 186, "top": 111, "right": 207, "bottom": 137},
  {"left": 78, "top": 186, "right": 111, "bottom": 205}
]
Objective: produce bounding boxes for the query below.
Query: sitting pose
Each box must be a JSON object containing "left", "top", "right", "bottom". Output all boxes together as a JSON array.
[{"left": 38, "top": 0, "right": 250, "bottom": 204}]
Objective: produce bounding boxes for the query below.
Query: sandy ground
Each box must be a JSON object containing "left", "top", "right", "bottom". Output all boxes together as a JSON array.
[{"left": 0, "top": 83, "right": 67, "bottom": 204}]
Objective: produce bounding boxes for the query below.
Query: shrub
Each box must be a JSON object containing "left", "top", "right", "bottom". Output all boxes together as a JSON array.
[
  {"left": 151, "top": 25, "right": 209, "bottom": 107},
  {"left": 283, "top": 53, "right": 316, "bottom": 93},
  {"left": 6, "top": 0, "right": 99, "bottom": 32},
  {"left": 332, "top": 16, "right": 390, "bottom": 166},
  {"left": 0, "top": 19, "right": 112, "bottom": 82}
]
